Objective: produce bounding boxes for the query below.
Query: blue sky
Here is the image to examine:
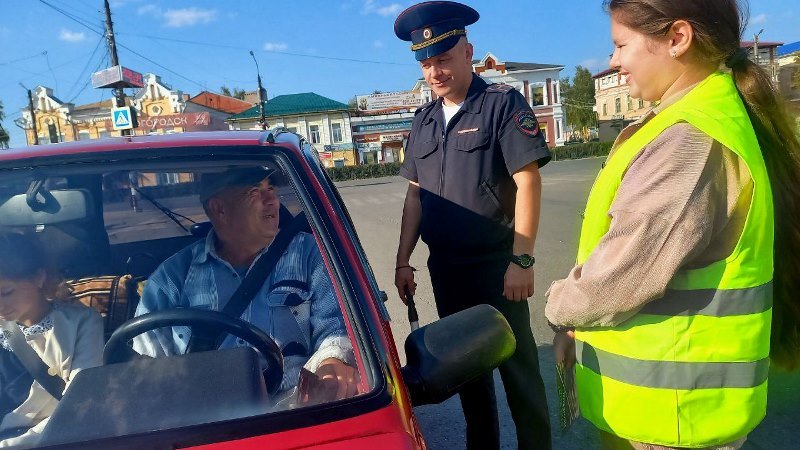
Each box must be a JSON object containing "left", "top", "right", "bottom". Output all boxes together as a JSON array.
[{"left": 1, "top": 0, "right": 798, "bottom": 148}]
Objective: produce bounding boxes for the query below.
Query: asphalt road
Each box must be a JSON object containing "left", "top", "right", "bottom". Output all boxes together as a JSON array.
[{"left": 335, "top": 158, "right": 800, "bottom": 450}]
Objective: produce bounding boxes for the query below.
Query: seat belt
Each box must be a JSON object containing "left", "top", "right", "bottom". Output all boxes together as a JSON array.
[
  {"left": 187, "top": 212, "right": 309, "bottom": 352},
  {"left": 0, "top": 320, "right": 65, "bottom": 400}
]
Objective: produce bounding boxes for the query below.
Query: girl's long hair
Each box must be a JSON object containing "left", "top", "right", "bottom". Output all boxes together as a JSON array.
[{"left": 605, "top": 0, "right": 800, "bottom": 370}]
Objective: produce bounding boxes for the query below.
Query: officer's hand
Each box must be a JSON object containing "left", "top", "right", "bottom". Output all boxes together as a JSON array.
[
  {"left": 503, "top": 263, "right": 534, "bottom": 302},
  {"left": 395, "top": 266, "right": 417, "bottom": 305},
  {"left": 553, "top": 330, "right": 576, "bottom": 370}
]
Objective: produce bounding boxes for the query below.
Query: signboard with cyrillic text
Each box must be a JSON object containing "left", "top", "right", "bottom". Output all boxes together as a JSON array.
[
  {"left": 356, "top": 91, "right": 423, "bottom": 112},
  {"left": 92, "top": 66, "right": 144, "bottom": 89}
]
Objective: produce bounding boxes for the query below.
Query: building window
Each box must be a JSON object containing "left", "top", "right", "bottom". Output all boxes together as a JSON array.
[
  {"left": 638, "top": 98, "right": 645, "bottom": 109},
  {"left": 531, "top": 85, "right": 545, "bottom": 106},
  {"left": 156, "top": 173, "right": 181, "bottom": 185},
  {"left": 309, "top": 124, "right": 320, "bottom": 144},
  {"left": 331, "top": 122, "right": 343, "bottom": 143},
  {"left": 486, "top": 59, "right": 494, "bottom": 69},
  {"left": 539, "top": 123, "right": 548, "bottom": 142},
  {"left": 627, "top": 96, "right": 633, "bottom": 111},
  {"left": 555, "top": 120, "right": 561, "bottom": 139},
  {"left": 603, "top": 103, "right": 608, "bottom": 116},
  {"left": 77, "top": 130, "right": 91, "bottom": 141},
  {"left": 615, "top": 97, "right": 621, "bottom": 114},
  {"left": 552, "top": 82, "right": 559, "bottom": 104}
]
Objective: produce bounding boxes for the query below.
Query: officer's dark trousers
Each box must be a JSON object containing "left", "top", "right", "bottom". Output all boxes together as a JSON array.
[{"left": 428, "top": 254, "right": 552, "bottom": 450}]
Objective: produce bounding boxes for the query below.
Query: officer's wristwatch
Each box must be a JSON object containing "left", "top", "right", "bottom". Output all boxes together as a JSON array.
[{"left": 510, "top": 253, "right": 535, "bottom": 269}]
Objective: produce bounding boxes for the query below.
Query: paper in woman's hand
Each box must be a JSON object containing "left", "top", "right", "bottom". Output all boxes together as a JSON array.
[
  {"left": 553, "top": 330, "right": 580, "bottom": 433},
  {"left": 555, "top": 360, "right": 580, "bottom": 433}
]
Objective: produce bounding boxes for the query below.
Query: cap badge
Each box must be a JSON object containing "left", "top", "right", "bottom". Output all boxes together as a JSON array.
[{"left": 423, "top": 28, "right": 433, "bottom": 40}]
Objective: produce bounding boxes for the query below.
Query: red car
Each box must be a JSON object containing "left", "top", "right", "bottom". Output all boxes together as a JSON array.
[{"left": 0, "top": 131, "right": 514, "bottom": 449}]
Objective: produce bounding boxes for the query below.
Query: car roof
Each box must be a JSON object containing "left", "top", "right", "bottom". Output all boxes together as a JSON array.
[{"left": 0, "top": 131, "right": 304, "bottom": 163}]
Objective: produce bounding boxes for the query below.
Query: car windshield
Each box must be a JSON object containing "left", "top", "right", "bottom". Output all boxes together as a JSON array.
[{"left": 0, "top": 149, "right": 373, "bottom": 448}]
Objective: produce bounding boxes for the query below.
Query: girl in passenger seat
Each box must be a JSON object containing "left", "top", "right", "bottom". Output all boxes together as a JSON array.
[{"left": 0, "top": 232, "right": 103, "bottom": 449}]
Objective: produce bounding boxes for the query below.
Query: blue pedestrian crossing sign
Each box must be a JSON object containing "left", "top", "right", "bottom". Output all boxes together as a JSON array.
[{"left": 111, "top": 106, "right": 137, "bottom": 131}]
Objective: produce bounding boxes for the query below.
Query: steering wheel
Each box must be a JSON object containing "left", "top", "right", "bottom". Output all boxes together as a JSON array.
[{"left": 104, "top": 309, "right": 284, "bottom": 394}]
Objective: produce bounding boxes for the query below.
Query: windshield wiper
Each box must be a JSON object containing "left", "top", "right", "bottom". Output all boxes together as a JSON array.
[{"left": 132, "top": 186, "right": 196, "bottom": 233}]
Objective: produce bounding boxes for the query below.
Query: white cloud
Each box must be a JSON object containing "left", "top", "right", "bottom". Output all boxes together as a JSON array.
[
  {"left": 110, "top": 0, "right": 143, "bottom": 7},
  {"left": 376, "top": 4, "right": 402, "bottom": 16},
  {"left": 59, "top": 28, "right": 86, "bottom": 43},
  {"left": 362, "top": 0, "right": 402, "bottom": 17},
  {"left": 264, "top": 42, "right": 289, "bottom": 52},
  {"left": 373, "top": 40, "right": 384, "bottom": 48},
  {"left": 580, "top": 57, "right": 611, "bottom": 74},
  {"left": 162, "top": 7, "right": 218, "bottom": 28},
  {"left": 751, "top": 13, "right": 767, "bottom": 25},
  {"left": 137, "top": 4, "right": 160, "bottom": 15}
]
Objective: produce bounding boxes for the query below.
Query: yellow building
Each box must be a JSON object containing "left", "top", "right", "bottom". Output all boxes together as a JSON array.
[{"left": 21, "top": 74, "right": 230, "bottom": 145}]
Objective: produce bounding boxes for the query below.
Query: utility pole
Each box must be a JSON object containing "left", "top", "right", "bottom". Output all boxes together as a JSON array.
[
  {"left": 103, "top": 0, "right": 131, "bottom": 136},
  {"left": 20, "top": 83, "right": 39, "bottom": 145},
  {"left": 249, "top": 50, "right": 268, "bottom": 130}
]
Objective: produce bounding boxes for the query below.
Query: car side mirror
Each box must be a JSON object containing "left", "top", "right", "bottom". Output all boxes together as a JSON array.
[{"left": 401, "top": 304, "right": 515, "bottom": 406}]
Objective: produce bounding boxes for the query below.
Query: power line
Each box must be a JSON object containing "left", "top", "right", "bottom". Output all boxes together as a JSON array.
[
  {"left": 38, "top": 0, "right": 104, "bottom": 37},
  {"left": 116, "top": 42, "right": 205, "bottom": 90},
  {"left": 122, "top": 33, "right": 417, "bottom": 67},
  {"left": 38, "top": 0, "right": 206, "bottom": 91},
  {"left": 65, "top": 35, "right": 105, "bottom": 101},
  {"left": 67, "top": 46, "right": 109, "bottom": 104},
  {"left": 0, "top": 48, "right": 100, "bottom": 90},
  {"left": 44, "top": 51, "right": 60, "bottom": 95},
  {"left": 0, "top": 51, "right": 48, "bottom": 67}
]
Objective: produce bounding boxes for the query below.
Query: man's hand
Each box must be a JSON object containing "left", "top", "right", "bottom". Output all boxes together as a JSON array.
[
  {"left": 395, "top": 266, "right": 417, "bottom": 305},
  {"left": 553, "top": 330, "right": 576, "bottom": 370},
  {"left": 298, "top": 358, "right": 359, "bottom": 405},
  {"left": 503, "top": 263, "right": 534, "bottom": 302}
]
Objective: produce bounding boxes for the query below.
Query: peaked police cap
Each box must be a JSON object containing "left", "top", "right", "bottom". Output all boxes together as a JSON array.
[{"left": 394, "top": 1, "right": 479, "bottom": 61}]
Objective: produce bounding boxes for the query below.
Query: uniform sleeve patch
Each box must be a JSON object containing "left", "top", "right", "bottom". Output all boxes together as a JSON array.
[{"left": 513, "top": 111, "right": 540, "bottom": 137}]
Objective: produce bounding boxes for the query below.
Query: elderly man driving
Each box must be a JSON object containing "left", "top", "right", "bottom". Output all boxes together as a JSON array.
[{"left": 132, "top": 167, "right": 357, "bottom": 403}]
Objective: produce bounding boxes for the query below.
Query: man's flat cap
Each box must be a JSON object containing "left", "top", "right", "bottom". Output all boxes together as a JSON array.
[{"left": 198, "top": 167, "right": 274, "bottom": 203}]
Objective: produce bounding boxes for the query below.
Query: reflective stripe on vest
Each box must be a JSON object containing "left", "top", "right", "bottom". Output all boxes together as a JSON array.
[
  {"left": 573, "top": 72, "right": 774, "bottom": 447},
  {"left": 576, "top": 340, "right": 770, "bottom": 390},
  {"left": 640, "top": 281, "right": 772, "bottom": 317}
]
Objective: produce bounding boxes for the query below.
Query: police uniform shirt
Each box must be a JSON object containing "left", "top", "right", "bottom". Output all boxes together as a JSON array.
[{"left": 400, "top": 74, "right": 551, "bottom": 257}]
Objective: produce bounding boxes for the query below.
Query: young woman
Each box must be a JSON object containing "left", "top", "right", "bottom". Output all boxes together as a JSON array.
[
  {"left": 545, "top": 1, "right": 800, "bottom": 449},
  {"left": 0, "top": 233, "right": 103, "bottom": 448}
]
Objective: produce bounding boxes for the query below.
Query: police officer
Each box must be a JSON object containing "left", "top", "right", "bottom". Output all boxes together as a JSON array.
[{"left": 393, "top": 2, "right": 552, "bottom": 449}]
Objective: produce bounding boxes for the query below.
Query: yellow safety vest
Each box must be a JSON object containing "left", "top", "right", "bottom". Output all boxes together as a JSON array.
[{"left": 574, "top": 72, "right": 774, "bottom": 447}]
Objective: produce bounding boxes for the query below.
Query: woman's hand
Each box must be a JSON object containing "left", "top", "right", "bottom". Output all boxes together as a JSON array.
[{"left": 553, "top": 329, "right": 576, "bottom": 370}]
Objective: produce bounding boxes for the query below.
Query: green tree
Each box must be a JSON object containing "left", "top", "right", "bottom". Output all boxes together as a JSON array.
[
  {"left": 561, "top": 66, "right": 597, "bottom": 141},
  {"left": 220, "top": 86, "right": 247, "bottom": 100}
]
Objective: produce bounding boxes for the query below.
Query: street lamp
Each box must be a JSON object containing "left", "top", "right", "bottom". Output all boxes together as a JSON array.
[
  {"left": 249, "top": 50, "right": 267, "bottom": 131},
  {"left": 753, "top": 28, "right": 764, "bottom": 66}
]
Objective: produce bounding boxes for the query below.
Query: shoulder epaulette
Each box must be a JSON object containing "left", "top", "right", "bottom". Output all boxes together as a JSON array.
[
  {"left": 415, "top": 100, "right": 436, "bottom": 115},
  {"left": 486, "top": 83, "right": 514, "bottom": 93}
]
